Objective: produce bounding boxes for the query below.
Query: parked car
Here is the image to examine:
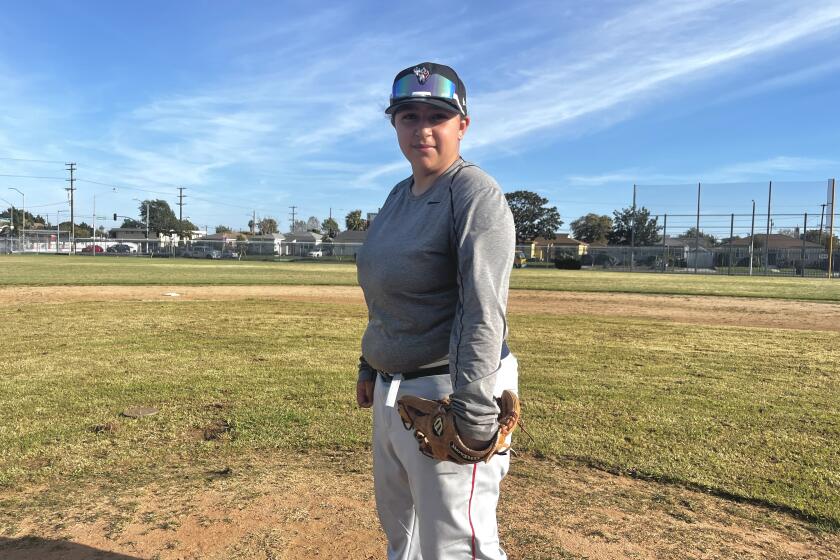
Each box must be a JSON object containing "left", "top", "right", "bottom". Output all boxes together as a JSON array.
[
  {"left": 187, "top": 246, "right": 222, "bottom": 259},
  {"left": 107, "top": 243, "right": 134, "bottom": 254},
  {"left": 308, "top": 249, "right": 323, "bottom": 258},
  {"left": 81, "top": 245, "right": 104, "bottom": 253},
  {"left": 221, "top": 249, "right": 239, "bottom": 259},
  {"left": 513, "top": 251, "right": 527, "bottom": 268}
]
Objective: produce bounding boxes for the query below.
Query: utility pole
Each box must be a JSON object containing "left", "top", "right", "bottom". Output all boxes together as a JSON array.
[
  {"left": 252, "top": 210, "right": 256, "bottom": 234},
  {"left": 289, "top": 206, "right": 297, "bottom": 232},
  {"left": 177, "top": 187, "right": 186, "bottom": 243},
  {"left": 630, "top": 185, "right": 636, "bottom": 271},
  {"left": 8, "top": 188, "right": 24, "bottom": 249},
  {"left": 66, "top": 162, "right": 76, "bottom": 253},
  {"left": 829, "top": 178, "right": 836, "bottom": 279},
  {"left": 93, "top": 194, "right": 97, "bottom": 256},
  {"left": 749, "top": 200, "right": 756, "bottom": 276},
  {"left": 819, "top": 203, "right": 826, "bottom": 245}
]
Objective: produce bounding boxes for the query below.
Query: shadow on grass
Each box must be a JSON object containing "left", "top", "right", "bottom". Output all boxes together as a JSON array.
[{"left": 0, "top": 536, "right": 144, "bottom": 559}]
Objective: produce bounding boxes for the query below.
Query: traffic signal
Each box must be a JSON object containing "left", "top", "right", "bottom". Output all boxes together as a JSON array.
[{"left": 113, "top": 213, "right": 117, "bottom": 221}]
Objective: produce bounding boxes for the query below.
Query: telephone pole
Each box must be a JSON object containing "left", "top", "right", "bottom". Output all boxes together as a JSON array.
[
  {"left": 66, "top": 162, "right": 76, "bottom": 253},
  {"left": 177, "top": 187, "right": 186, "bottom": 242},
  {"left": 252, "top": 210, "right": 256, "bottom": 234},
  {"left": 289, "top": 206, "right": 297, "bottom": 232}
]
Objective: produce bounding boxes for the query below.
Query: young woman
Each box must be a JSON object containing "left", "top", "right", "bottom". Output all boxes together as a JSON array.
[{"left": 356, "top": 62, "right": 517, "bottom": 560}]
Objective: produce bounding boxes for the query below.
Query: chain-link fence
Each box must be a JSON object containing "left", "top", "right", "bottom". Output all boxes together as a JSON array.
[
  {"left": 0, "top": 235, "right": 366, "bottom": 262},
  {"left": 512, "top": 179, "right": 838, "bottom": 278},
  {"left": 518, "top": 242, "right": 839, "bottom": 277},
  {"left": 2, "top": 178, "right": 836, "bottom": 277}
]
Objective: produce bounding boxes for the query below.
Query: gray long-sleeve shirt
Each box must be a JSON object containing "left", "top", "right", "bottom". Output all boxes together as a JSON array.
[{"left": 357, "top": 159, "right": 515, "bottom": 441}]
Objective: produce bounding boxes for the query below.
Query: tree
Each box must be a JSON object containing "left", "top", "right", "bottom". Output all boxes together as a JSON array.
[
  {"left": 291, "top": 219, "right": 308, "bottom": 233},
  {"left": 120, "top": 218, "right": 145, "bottom": 229},
  {"left": 215, "top": 225, "right": 233, "bottom": 234},
  {"left": 1, "top": 207, "right": 39, "bottom": 232},
  {"left": 570, "top": 213, "right": 612, "bottom": 244},
  {"left": 258, "top": 217, "right": 278, "bottom": 235},
  {"left": 305, "top": 216, "right": 321, "bottom": 233},
  {"left": 76, "top": 221, "right": 94, "bottom": 238},
  {"left": 345, "top": 210, "right": 368, "bottom": 231},
  {"left": 139, "top": 199, "right": 183, "bottom": 236},
  {"left": 608, "top": 206, "right": 661, "bottom": 246},
  {"left": 681, "top": 227, "right": 717, "bottom": 246},
  {"left": 322, "top": 217, "right": 340, "bottom": 240},
  {"left": 504, "top": 190, "right": 562, "bottom": 242},
  {"left": 804, "top": 229, "right": 840, "bottom": 251},
  {"left": 57, "top": 221, "right": 93, "bottom": 238},
  {"left": 180, "top": 219, "right": 198, "bottom": 238}
]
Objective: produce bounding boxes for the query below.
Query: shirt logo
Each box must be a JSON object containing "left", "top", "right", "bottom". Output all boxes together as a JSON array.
[{"left": 413, "top": 66, "right": 430, "bottom": 84}]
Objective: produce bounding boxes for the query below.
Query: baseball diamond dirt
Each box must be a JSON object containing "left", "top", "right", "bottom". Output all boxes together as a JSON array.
[
  {"left": 3, "top": 284, "right": 840, "bottom": 332},
  {"left": 1, "top": 285, "right": 838, "bottom": 559}
]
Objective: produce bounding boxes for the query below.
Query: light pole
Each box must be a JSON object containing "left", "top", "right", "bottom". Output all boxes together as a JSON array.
[
  {"left": 133, "top": 198, "right": 151, "bottom": 254},
  {"left": 0, "top": 196, "right": 14, "bottom": 254},
  {"left": 749, "top": 200, "right": 756, "bottom": 276},
  {"left": 56, "top": 209, "right": 65, "bottom": 253},
  {"left": 9, "top": 188, "right": 24, "bottom": 250}
]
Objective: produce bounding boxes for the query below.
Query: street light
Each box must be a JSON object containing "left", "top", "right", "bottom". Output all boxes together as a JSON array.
[
  {"left": 0, "top": 196, "right": 14, "bottom": 254},
  {"left": 8, "top": 188, "right": 24, "bottom": 250},
  {"left": 56, "top": 209, "right": 65, "bottom": 253}
]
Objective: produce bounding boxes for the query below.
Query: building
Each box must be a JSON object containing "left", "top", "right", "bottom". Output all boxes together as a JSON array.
[
  {"left": 330, "top": 229, "right": 368, "bottom": 257},
  {"left": 247, "top": 233, "right": 285, "bottom": 255},
  {"left": 281, "top": 231, "right": 320, "bottom": 256},
  {"left": 721, "top": 234, "right": 825, "bottom": 268},
  {"left": 529, "top": 233, "right": 588, "bottom": 259}
]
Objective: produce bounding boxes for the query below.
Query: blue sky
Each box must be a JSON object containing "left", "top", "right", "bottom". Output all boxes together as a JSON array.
[{"left": 1, "top": 0, "right": 839, "bottom": 237}]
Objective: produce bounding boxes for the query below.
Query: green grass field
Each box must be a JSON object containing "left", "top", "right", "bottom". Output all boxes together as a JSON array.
[
  {"left": 1, "top": 256, "right": 838, "bottom": 533},
  {"left": 3, "top": 254, "right": 840, "bottom": 301}
]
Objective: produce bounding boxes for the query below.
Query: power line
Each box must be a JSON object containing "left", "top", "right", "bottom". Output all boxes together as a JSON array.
[
  {"left": 0, "top": 157, "right": 66, "bottom": 164},
  {"left": 75, "top": 178, "right": 173, "bottom": 196},
  {"left": 0, "top": 174, "right": 65, "bottom": 180},
  {"left": 188, "top": 193, "right": 256, "bottom": 212},
  {"left": 13, "top": 200, "right": 68, "bottom": 209}
]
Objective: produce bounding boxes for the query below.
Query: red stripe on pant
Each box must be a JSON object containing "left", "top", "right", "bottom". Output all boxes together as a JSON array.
[{"left": 468, "top": 463, "right": 478, "bottom": 559}]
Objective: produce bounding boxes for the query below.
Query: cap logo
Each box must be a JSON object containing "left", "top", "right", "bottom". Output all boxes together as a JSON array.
[{"left": 413, "top": 66, "right": 430, "bottom": 84}]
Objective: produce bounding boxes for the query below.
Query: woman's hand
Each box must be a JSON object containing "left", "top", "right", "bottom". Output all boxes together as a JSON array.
[{"left": 356, "top": 379, "right": 374, "bottom": 408}]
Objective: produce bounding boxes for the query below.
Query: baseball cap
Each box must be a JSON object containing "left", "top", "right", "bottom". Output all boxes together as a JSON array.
[{"left": 385, "top": 62, "right": 468, "bottom": 116}]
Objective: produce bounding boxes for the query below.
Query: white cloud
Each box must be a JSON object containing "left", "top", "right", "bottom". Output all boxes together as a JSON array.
[
  {"left": 3, "top": 0, "right": 840, "bottom": 227},
  {"left": 465, "top": 1, "right": 840, "bottom": 150}
]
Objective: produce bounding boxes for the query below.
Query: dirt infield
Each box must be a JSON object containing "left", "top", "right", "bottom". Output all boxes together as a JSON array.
[
  {"left": 3, "top": 285, "right": 839, "bottom": 558},
  {"left": 4, "top": 454, "right": 838, "bottom": 560},
  {"left": 3, "top": 284, "right": 839, "bottom": 332}
]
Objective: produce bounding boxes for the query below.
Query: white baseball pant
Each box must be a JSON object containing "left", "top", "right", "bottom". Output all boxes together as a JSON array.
[{"left": 372, "top": 353, "right": 518, "bottom": 560}]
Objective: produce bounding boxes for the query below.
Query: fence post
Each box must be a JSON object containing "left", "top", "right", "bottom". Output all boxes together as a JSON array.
[
  {"left": 829, "top": 178, "right": 836, "bottom": 279},
  {"left": 662, "top": 213, "right": 668, "bottom": 272},
  {"left": 631, "top": 184, "right": 636, "bottom": 271},
  {"left": 729, "top": 213, "right": 734, "bottom": 275},
  {"left": 765, "top": 181, "right": 772, "bottom": 275},
  {"left": 750, "top": 200, "right": 756, "bottom": 276},
  {"left": 695, "top": 182, "right": 701, "bottom": 274},
  {"left": 801, "top": 212, "right": 808, "bottom": 277}
]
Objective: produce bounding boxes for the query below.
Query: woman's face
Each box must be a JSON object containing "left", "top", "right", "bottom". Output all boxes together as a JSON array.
[{"left": 393, "top": 102, "right": 469, "bottom": 178}]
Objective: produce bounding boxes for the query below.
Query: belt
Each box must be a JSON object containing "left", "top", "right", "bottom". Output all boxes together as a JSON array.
[{"left": 377, "top": 341, "right": 510, "bottom": 382}]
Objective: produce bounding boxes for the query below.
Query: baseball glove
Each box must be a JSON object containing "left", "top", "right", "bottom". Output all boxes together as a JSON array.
[{"left": 397, "top": 390, "right": 521, "bottom": 464}]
